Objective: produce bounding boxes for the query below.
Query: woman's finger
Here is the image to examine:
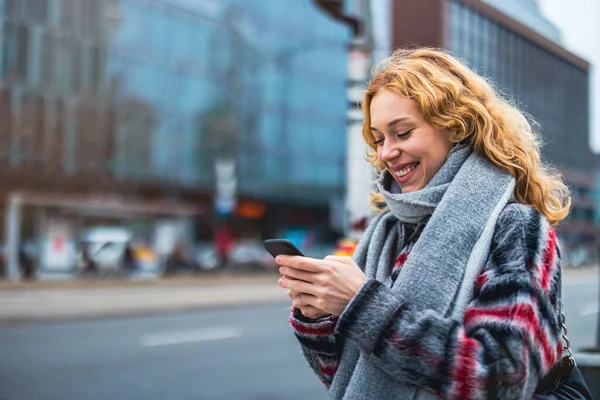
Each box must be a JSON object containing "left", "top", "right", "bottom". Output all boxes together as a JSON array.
[
  {"left": 293, "top": 293, "right": 319, "bottom": 310},
  {"left": 280, "top": 266, "right": 318, "bottom": 283},
  {"left": 298, "top": 305, "right": 325, "bottom": 319},
  {"left": 288, "top": 289, "right": 304, "bottom": 300},
  {"left": 276, "top": 255, "right": 326, "bottom": 273},
  {"left": 324, "top": 255, "right": 352, "bottom": 264},
  {"left": 279, "top": 275, "right": 317, "bottom": 295}
]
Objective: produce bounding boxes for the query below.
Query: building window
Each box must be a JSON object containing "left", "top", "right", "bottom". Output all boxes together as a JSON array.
[
  {"left": 450, "top": 1, "right": 461, "bottom": 53},
  {"left": 0, "top": 88, "right": 14, "bottom": 165},
  {"left": 23, "top": 0, "right": 48, "bottom": 25},
  {"left": 19, "top": 93, "right": 45, "bottom": 164},
  {"left": 1, "top": 22, "right": 29, "bottom": 84},
  {"left": 60, "top": 0, "right": 79, "bottom": 34},
  {"left": 40, "top": 30, "right": 55, "bottom": 90},
  {"left": 47, "top": 98, "right": 67, "bottom": 172},
  {"left": 488, "top": 21, "right": 498, "bottom": 79}
]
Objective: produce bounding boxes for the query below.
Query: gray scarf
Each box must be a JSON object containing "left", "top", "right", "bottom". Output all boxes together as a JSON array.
[{"left": 329, "top": 145, "right": 516, "bottom": 400}]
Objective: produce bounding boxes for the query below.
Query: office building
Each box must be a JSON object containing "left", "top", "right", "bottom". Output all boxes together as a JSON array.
[
  {"left": 393, "top": 0, "right": 595, "bottom": 264},
  {"left": 0, "top": 0, "right": 350, "bottom": 277}
]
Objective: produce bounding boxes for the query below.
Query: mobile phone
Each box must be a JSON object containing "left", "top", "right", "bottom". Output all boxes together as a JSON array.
[{"left": 263, "top": 239, "right": 305, "bottom": 258}]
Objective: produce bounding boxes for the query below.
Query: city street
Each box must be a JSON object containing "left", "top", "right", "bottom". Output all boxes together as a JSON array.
[{"left": 0, "top": 267, "right": 597, "bottom": 400}]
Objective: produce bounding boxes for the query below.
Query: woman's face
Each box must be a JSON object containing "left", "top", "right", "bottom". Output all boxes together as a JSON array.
[{"left": 370, "top": 89, "right": 454, "bottom": 193}]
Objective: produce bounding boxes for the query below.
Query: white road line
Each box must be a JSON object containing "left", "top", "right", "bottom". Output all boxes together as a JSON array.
[
  {"left": 581, "top": 305, "right": 599, "bottom": 317},
  {"left": 141, "top": 327, "right": 241, "bottom": 347}
]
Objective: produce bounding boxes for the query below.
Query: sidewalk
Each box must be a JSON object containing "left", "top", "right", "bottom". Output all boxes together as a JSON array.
[
  {"left": 0, "top": 271, "right": 279, "bottom": 290},
  {"left": 0, "top": 266, "right": 596, "bottom": 325},
  {"left": 0, "top": 272, "right": 287, "bottom": 324}
]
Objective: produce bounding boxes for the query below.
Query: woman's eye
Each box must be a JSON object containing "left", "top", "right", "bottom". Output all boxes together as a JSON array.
[
  {"left": 373, "top": 138, "right": 384, "bottom": 145},
  {"left": 397, "top": 129, "right": 414, "bottom": 139}
]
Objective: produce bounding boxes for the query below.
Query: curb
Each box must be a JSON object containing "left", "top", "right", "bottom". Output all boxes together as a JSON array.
[
  {"left": 0, "top": 272, "right": 279, "bottom": 291},
  {"left": 0, "top": 296, "right": 290, "bottom": 326}
]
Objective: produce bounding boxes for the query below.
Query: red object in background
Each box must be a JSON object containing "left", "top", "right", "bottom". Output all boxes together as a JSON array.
[
  {"left": 351, "top": 217, "right": 368, "bottom": 232},
  {"left": 215, "top": 225, "right": 234, "bottom": 259},
  {"left": 52, "top": 237, "right": 65, "bottom": 252}
]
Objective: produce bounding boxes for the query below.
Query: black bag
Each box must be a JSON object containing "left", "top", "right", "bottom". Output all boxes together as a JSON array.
[{"left": 533, "top": 313, "right": 593, "bottom": 400}]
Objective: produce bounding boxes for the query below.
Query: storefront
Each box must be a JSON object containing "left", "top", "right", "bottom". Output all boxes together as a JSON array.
[{"left": 2, "top": 191, "right": 205, "bottom": 280}]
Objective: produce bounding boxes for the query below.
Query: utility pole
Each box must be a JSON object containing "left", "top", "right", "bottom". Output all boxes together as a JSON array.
[{"left": 313, "top": 0, "right": 374, "bottom": 240}]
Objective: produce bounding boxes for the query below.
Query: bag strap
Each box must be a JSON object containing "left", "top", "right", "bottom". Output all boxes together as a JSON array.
[{"left": 560, "top": 312, "right": 575, "bottom": 365}]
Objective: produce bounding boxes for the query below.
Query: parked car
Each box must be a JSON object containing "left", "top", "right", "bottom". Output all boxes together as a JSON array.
[
  {"left": 193, "top": 240, "right": 277, "bottom": 271},
  {"left": 228, "top": 240, "right": 277, "bottom": 270},
  {"left": 193, "top": 244, "right": 221, "bottom": 271},
  {"left": 78, "top": 227, "right": 162, "bottom": 275}
]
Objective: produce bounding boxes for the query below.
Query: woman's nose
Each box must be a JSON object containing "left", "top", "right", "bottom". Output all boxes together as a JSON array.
[{"left": 381, "top": 139, "right": 400, "bottom": 162}]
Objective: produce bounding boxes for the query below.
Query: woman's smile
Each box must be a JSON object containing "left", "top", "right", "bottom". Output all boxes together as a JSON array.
[{"left": 389, "top": 162, "right": 420, "bottom": 184}]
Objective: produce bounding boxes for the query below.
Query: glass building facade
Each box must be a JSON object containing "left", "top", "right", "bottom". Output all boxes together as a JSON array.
[
  {"left": 0, "top": 0, "right": 349, "bottom": 205},
  {"left": 445, "top": 0, "right": 595, "bottom": 262}
]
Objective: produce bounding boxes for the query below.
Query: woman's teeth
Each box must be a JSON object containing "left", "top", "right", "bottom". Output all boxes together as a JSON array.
[{"left": 394, "top": 164, "right": 417, "bottom": 178}]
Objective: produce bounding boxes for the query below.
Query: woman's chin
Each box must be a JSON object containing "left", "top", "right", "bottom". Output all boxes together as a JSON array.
[
  {"left": 399, "top": 184, "right": 418, "bottom": 193},
  {"left": 397, "top": 177, "right": 426, "bottom": 193}
]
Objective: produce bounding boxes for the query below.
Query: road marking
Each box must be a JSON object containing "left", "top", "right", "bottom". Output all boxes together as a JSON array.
[
  {"left": 581, "top": 305, "right": 599, "bottom": 317},
  {"left": 141, "top": 327, "right": 241, "bottom": 347}
]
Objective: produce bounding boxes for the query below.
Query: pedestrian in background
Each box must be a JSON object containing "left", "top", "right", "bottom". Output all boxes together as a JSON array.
[{"left": 276, "top": 48, "right": 588, "bottom": 399}]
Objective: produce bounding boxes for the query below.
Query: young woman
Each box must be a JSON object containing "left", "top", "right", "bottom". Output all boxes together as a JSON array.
[{"left": 276, "top": 48, "right": 571, "bottom": 399}]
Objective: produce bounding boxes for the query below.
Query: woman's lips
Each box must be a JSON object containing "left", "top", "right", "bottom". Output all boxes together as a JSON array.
[{"left": 391, "top": 162, "right": 419, "bottom": 184}]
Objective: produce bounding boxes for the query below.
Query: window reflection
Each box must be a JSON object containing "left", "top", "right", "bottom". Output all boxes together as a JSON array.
[
  {"left": 447, "top": 0, "right": 590, "bottom": 172},
  {"left": 0, "top": 0, "right": 358, "bottom": 201}
]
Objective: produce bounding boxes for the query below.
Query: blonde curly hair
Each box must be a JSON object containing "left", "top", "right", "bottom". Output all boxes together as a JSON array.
[{"left": 363, "top": 48, "right": 570, "bottom": 225}]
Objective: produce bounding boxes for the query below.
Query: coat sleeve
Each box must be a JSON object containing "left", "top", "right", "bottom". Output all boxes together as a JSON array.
[
  {"left": 289, "top": 308, "right": 344, "bottom": 388},
  {"left": 334, "top": 204, "right": 563, "bottom": 399}
]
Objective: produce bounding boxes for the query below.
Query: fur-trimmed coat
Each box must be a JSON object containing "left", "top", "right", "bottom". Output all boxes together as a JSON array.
[{"left": 290, "top": 203, "right": 562, "bottom": 399}]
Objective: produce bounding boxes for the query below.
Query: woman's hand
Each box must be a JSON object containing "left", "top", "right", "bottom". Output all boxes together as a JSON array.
[
  {"left": 277, "top": 255, "right": 367, "bottom": 317},
  {"left": 287, "top": 284, "right": 330, "bottom": 319}
]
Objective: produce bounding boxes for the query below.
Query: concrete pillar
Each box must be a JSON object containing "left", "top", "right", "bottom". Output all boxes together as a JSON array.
[
  {"left": 4, "top": 194, "right": 22, "bottom": 281},
  {"left": 346, "top": 46, "right": 374, "bottom": 240}
]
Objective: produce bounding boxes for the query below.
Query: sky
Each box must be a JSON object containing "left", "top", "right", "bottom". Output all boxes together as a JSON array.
[{"left": 538, "top": 0, "right": 600, "bottom": 153}]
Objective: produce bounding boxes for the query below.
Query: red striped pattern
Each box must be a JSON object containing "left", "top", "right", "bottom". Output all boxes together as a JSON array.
[
  {"left": 450, "top": 331, "right": 483, "bottom": 400},
  {"left": 395, "top": 252, "right": 409, "bottom": 268},
  {"left": 319, "top": 363, "right": 338, "bottom": 376},
  {"left": 289, "top": 314, "right": 336, "bottom": 336},
  {"left": 464, "top": 302, "right": 557, "bottom": 372},
  {"left": 539, "top": 228, "right": 558, "bottom": 292},
  {"left": 474, "top": 270, "right": 493, "bottom": 295},
  {"left": 386, "top": 331, "right": 443, "bottom": 368}
]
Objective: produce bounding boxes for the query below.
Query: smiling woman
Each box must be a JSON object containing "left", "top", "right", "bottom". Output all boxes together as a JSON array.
[
  {"left": 276, "top": 47, "right": 591, "bottom": 400},
  {"left": 369, "top": 91, "right": 454, "bottom": 193}
]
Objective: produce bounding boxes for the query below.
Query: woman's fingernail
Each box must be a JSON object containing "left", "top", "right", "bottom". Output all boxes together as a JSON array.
[
  {"left": 278, "top": 277, "right": 285, "bottom": 286},
  {"left": 275, "top": 256, "right": 282, "bottom": 264},
  {"left": 279, "top": 267, "right": 284, "bottom": 274}
]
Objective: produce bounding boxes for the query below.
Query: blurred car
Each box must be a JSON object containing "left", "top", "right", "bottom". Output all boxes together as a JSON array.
[
  {"left": 129, "top": 244, "right": 162, "bottom": 272},
  {"left": 228, "top": 240, "right": 277, "bottom": 270},
  {"left": 194, "top": 244, "right": 221, "bottom": 271},
  {"left": 78, "top": 227, "right": 162, "bottom": 275},
  {"left": 193, "top": 241, "right": 277, "bottom": 271}
]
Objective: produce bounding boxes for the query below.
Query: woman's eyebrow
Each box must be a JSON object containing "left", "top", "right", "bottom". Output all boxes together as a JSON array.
[
  {"left": 371, "top": 117, "right": 411, "bottom": 132},
  {"left": 387, "top": 117, "right": 410, "bottom": 128}
]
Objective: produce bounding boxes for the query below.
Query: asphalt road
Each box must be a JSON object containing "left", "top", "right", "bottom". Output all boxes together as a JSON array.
[{"left": 0, "top": 269, "right": 597, "bottom": 400}]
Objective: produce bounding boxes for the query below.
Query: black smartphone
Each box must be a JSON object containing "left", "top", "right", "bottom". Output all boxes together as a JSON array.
[{"left": 263, "top": 238, "right": 305, "bottom": 258}]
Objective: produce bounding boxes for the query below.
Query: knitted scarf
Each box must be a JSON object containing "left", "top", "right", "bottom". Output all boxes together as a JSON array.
[{"left": 329, "top": 145, "right": 516, "bottom": 400}]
